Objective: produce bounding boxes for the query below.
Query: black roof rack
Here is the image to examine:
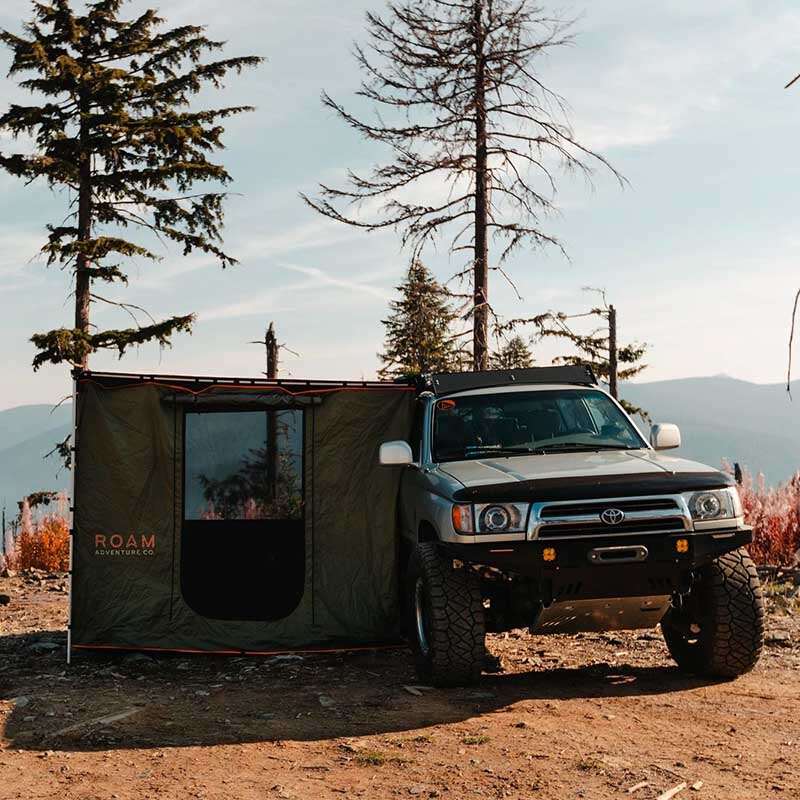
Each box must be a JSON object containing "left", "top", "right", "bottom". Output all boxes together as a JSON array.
[
  {"left": 419, "top": 365, "right": 597, "bottom": 396},
  {"left": 74, "top": 369, "right": 411, "bottom": 391},
  {"left": 74, "top": 368, "right": 594, "bottom": 395}
]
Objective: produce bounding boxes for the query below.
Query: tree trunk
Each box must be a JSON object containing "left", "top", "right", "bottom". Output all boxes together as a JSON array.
[
  {"left": 265, "top": 322, "right": 279, "bottom": 500},
  {"left": 75, "top": 86, "right": 92, "bottom": 371},
  {"left": 608, "top": 304, "right": 618, "bottom": 398},
  {"left": 472, "top": 0, "right": 489, "bottom": 372},
  {"left": 265, "top": 322, "right": 279, "bottom": 380}
]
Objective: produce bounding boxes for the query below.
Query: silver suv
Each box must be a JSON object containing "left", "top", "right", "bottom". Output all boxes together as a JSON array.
[{"left": 380, "top": 367, "right": 764, "bottom": 686}]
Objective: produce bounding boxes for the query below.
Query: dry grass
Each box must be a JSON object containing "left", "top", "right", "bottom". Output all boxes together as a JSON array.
[
  {"left": 353, "top": 749, "right": 388, "bottom": 767},
  {"left": 731, "top": 465, "right": 800, "bottom": 566},
  {"left": 8, "top": 514, "right": 69, "bottom": 572}
]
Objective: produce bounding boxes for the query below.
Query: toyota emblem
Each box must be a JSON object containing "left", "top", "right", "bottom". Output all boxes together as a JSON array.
[{"left": 600, "top": 508, "right": 625, "bottom": 526}]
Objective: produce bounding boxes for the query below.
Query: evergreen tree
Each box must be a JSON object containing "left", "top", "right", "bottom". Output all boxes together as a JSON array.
[
  {"left": 536, "top": 291, "right": 649, "bottom": 419},
  {"left": 199, "top": 437, "right": 303, "bottom": 521},
  {"left": 378, "top": 261, "right": 459, "bottom": 379},
  {"left": 489, "top": 336, "right": 533, "bottom": 370},
  {"left": 540, "top": 314, "right": 648, "bottom": 388},
  {"left": 0, "top": 0, "right": 262, "bottom": 370},
  {"left": 303, "top": 0, "right": 621, "bottom": 370}
]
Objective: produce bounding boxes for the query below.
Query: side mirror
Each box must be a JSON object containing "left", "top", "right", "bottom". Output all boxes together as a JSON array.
[
  {"left": 650, "top": 423, "right": 681, "bottom": 450},
  {"left": 379, "top": 440, "right": 414, "bottom": 466}
]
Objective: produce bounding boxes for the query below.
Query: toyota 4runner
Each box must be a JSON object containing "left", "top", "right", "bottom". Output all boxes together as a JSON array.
[{"left": 379, "top": 366, "right": 764, "bottom": 686}]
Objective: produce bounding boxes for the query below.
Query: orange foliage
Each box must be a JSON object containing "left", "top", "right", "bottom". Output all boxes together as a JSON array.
[
  {"left": 728, "top": 464, "right": 800, "bottom": 567},
  {"left": 10, "top": 514, "right": 70, "bottom": 572}
]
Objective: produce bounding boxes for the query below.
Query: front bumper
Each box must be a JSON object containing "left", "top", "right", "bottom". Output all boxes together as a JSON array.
[{"left": 440, "top": 527, "right": 753, "bottom": 600}]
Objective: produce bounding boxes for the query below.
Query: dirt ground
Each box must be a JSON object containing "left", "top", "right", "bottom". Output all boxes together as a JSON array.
[{"left": 0, "top": 571, "right": 798, "bottom": 800}]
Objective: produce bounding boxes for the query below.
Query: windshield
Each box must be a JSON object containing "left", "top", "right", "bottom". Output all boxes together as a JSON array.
[{"left": 432, "top": 389, "right": 645, "bottom": 462}]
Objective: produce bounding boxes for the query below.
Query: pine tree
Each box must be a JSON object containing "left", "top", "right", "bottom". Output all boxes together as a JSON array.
[
  {"left": 303, "top": 0, "right": 621, "bottom": 370},
  {"left": 199, "top": 440, "right": 303, "bottom": 521},
  {"left": 0, "top": 0, "right": 262, "bottom": 371},
  {"left": 535, "top": 290, "right": 649, "bottom": 419},
  {"left": 378, "top": 261, "right": 460, "bottom": 379},
  {"left": 540, "top": 313, "right": 648, "bottom": 388},
  {"left": 489, "top": 336, "right": 533, "bottom": 370}
]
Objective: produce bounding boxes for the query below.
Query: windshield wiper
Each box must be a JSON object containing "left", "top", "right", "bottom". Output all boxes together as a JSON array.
[
  {"left": 447, "top": 443, "right": 638, "bottom": 460},
  {"left": 463, "top": 445, "right": 544, "bottom": 457},
  {"left": 535, "top": 442, "right": 638, "bottom": 452}
]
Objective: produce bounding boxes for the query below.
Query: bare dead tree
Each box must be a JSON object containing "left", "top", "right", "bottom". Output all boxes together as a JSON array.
[
  {"left": 784, "top": 75, "right": 798, "bottom": 393},
  {"left": 249, "top": 322, "right": 299, "bottom": 379},
  {"left": 247, "top": 321, "right": 301, "bottom": 500},
  {"left": 788, "top": 289, "right": 800, "bottom": 395},
  {"left": 302, "top": 0, "right": 622, "bottom": 370},
  {"left": 265, "top": 322, "right": 281, "bottom": 380},
  {"left": 264, "top": 323, "right": 279, "bottom": 500},
  {"left": 608, "top": 302, "right": 618, "bottom": 399}
]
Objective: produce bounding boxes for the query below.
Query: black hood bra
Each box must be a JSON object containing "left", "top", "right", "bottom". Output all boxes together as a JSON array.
[{"left": 452, "top": 470, "right": 735, "bottom": 504}]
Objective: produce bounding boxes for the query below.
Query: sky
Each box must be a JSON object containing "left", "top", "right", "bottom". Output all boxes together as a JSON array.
[{"left": 1, "top": 0, "right": 800, "bottom": 409}]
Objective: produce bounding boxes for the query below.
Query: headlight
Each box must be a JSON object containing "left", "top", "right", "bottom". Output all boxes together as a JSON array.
[
  {"left": 481, "top": 505, "right": 512, "bottom": 531},
  {"left": 683, "top": 488, "right": 740, "bottom": 521},
  {"left": 452, "top": 502, "right": 529, "bottom": 534}
]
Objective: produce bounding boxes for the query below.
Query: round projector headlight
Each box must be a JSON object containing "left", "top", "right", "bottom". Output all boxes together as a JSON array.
[
  {"left": 481, "top": 505, "right": 511, "bottom": 531},
  {"left": 693, "top": 492, "right": 722, "bottom": 520}
]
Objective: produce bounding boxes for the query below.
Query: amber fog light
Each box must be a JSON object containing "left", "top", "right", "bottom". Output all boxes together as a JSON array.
[
  {"left": 452, "top": 503, "right": 474, "bottom": 533},
  {"left": 675, "top": 538, "right": 689, "bottom": 554},
  {"left": 542, "top": 547, "right": 557, "bottom": 562}
]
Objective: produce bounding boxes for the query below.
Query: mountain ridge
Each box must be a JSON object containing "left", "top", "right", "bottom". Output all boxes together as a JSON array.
[{"left": 620, "top": 376, "right": 800, "bottom": 484}]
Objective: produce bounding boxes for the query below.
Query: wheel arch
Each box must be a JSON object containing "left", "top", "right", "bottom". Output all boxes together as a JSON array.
[{"left": 418, "top": 519, "right": 439, "bottom": 543}]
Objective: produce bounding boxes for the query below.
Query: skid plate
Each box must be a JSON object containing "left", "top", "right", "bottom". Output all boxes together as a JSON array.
[{"left": 530, "top": 594, "right": 670, "bottom": 634}]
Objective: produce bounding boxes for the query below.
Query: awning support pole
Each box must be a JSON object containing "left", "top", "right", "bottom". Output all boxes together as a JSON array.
[{"left": 66, "top": 375, "right": 77, "bottom": 665}]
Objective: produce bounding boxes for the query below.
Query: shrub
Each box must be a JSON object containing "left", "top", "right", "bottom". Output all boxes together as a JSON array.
[
  {"left": 8, "top": 511, "right": 69, "bottom": 572},
  {"left": 728, "top": 464, "right": 800, "bottom": 566}
]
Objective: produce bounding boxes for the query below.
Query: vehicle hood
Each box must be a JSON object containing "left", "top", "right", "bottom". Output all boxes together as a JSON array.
[{"left": 437, "top": 449, "right": 734, "bottom": 503}]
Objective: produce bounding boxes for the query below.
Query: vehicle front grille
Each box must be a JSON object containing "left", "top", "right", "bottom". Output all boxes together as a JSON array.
[
  {"left": 539, "top": 498, "right": 679, "bottom": 518},
  {"left": 533, "top": 496, "right": 688, "bottom": 539},
  {"left": 537, "top": 518, "right": 685, "bottom": 538}
]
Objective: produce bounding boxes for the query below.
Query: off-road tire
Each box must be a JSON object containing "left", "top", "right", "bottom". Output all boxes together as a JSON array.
[
  {"left": 405, "top": 542, "right": 485, "bottom": 687},
  {"left": 662, "top": 548, "right": 764, "bottom": 678}
]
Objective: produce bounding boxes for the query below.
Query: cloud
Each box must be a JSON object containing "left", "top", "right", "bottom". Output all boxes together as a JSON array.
[
  {"left": 0, "top": 228, "right": 54, "bottom": 294},
  {"left": 199, "top": 260, "right": 394, "bottom": 322},
  {"left": 135, "top": 211, "right": 387, "bottom": 291},
  {"left": 237, "top": 217, "right": 378, "bottom": 261},
  {"left": 281, "top": 262, "right": 393, "bottom": 299},
  {"left": 558, "top": 2, "right": 800, "bottom": 151}
]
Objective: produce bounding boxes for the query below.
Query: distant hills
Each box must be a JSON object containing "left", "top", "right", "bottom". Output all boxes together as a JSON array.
[
  {"left": 621, "top": 375, "right": 800, "bottom": 486},
  {"left": 1, "top": 374, "right": 798, "bottom": 512},
  {"left": 0, "top": 403, "right": 71, "bottom": 515}
]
